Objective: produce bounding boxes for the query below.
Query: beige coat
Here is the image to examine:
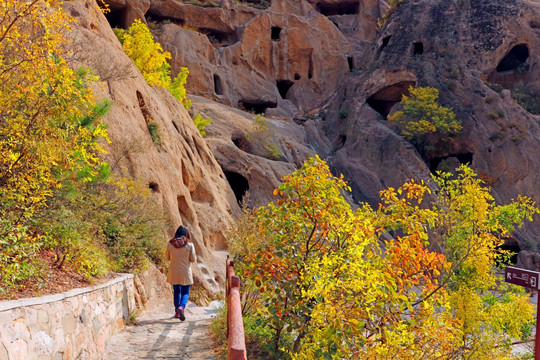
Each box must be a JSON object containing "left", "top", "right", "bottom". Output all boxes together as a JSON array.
[{"left": 165, "top": 242, "right": 196, "bottom": 285}]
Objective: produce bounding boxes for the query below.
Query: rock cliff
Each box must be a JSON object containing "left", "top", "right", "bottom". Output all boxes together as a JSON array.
[
  {"left": 65, "top": 0, "right": 239, "bottom": 295},
  {"left": 92, "top": 0, "right": 540, "bottom": 274}
]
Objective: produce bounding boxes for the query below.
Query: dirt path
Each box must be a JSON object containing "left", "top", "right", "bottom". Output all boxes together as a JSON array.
[{"left": 102, "top": 301, "right": 221, "bottom": 359}]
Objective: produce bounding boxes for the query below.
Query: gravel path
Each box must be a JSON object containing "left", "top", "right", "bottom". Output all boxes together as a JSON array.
[{"left": 102, "top": 301, "right": 221, "bottom": 359}]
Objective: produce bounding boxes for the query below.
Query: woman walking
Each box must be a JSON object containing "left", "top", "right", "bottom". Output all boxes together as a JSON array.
[{"left": 165, "top": 225, "right": 197, "bottom": 321}]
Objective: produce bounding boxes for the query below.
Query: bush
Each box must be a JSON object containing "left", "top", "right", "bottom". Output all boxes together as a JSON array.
[
  {"left": 245, "top": 114, "right": 283, "bottom": 160},
  {"left": 115, "top": 20, "right": 191, "bottom": 109},
  {"left": 388, "top": 86, "right": 461, "bottom": 148},
  {"left": 211, "top": 303, "right": 292, "bottom": 360},
  {"left": 147, "top": 121, "right": 162, "bottom": 145},
  {"left": 512, "top": 82, "right": 540, "bottom": 115},
  {"left": 193, "top": 113, "right": 212, "bottom": 137},
  {"left": 35, "top": 174, "right": 167, "bottom": 277}
]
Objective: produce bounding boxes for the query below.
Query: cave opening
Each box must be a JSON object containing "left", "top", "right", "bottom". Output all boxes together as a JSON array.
[
  {"left": 413, "top": 42, "right": 424, "bottom": 56},
  {"left": 223, "top": 171, "right": 249, "bottom": 207},
  {"left": 429, "top": 152, "right": 474, "bottom": 174},
  {"left": 238, "top": 100, "right": 277, "bottom": 114},
  {"left": 496, "top": 44, "right": 529, "bottom": 73},
  {"left": 231, "top": 134, "right": 251, "bottom": 153},
  {"left": 347, "top": 56, "right": 354, "bottom": 72},
  {"left": 276, "top": 80, "right": 294, "bottom": 99},
  {"left": 214, "top": 74, "right": 223, "bottom": 95},
  {"left": 332, "top": 134, "right": 347, "bottom": 153},
  {"left": 317, "top": 1, "right": 360, "bottom": 16},
  {"left": 145, "top": 13, "right": 185, "bottom": 27},
  {"left": 148, "top": 182, "right": 160, "bottom": 192},
  {"left": 380, "top": 35, "right": 391, "bottom": 51},
  {"left": 172, "top": 121, "right": 180, "bottom": 133},
  {"left": 271, "top": 26, "right": 281, "bottom": 41},
  {"left": 136, "top": 90, "right": 152, "bottom": 124},
  {"left": 366, "top": 81, "right": 415, "bottom": 119},
  {"left": 200, "top": 27, "right": 240, "bottom": 47},
  {"left": 105, "top": 7, "right": 129, "bottom": 29}
]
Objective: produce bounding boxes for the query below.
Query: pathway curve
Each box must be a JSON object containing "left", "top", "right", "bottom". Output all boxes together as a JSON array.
[{"left": 102, "top": 301, "right": 221, "bottom": 359}]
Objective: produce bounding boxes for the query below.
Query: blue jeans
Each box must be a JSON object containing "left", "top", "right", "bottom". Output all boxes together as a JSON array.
[{"left": 173, "top": 284, "right": 191, "bottom": 310}]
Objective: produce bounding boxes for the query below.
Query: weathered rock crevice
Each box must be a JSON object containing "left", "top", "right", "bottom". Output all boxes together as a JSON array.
[
  {"left": 366, "top": 81, "right": 415, "bottom": 119},
  {"left": 238, "top": 99, "right": 277, "bottom": 114},
  {"left": 200, "top": 27, "right": 241, "bottom": 47},
  {"left": 315, "top": 1, "right": 360, "bottom": 16},
  {"left": 429, "top": 152, "right": 474, "bottom": 174},
  {"left": 276, "top": 79, "right": 294, "bottom": 99}
]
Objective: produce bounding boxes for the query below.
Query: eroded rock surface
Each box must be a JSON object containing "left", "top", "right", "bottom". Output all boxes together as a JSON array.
[
  {"left": 95, "top": 0, "right": 540, "bottom": 268},
  {"left": 66, "top": 0, "right": 239, "bottom": 295}
]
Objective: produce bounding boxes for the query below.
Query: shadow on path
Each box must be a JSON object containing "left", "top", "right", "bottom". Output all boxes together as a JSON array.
[{"left": 103, "top": 302, "right": 220, "bottom": 360}]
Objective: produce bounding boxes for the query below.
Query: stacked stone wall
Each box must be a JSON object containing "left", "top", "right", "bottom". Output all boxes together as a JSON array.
[{"left": 0, "top": 274, "right": 135, "bottom": 360}]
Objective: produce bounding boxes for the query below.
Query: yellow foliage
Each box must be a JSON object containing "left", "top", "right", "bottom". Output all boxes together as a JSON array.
[
  {"left": 116, "top": 20, "right": 191, "bottom": 109},
  {"left": 230, "top": 157, "right": 538, "bottom": 359},
  {"left": 0, "top": 0, "right": 110, "bottom": 294},
  {"left": 388, "top": 86, "right": 461, "bottom": 146},
  {"left": 0, "top": 0, "right": 107, "bottom": 217}
]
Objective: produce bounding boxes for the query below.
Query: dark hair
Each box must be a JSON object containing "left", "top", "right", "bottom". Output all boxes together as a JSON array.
[{"left": 174, "top": 225, "right": 191, "bottom": 239}]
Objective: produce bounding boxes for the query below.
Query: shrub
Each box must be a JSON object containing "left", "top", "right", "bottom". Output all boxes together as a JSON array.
[
  {"left": 170, "top": 67, "right": 191, "bottom": 110},
  {"left": 236, "top": 0, "right": 272, "bottom": 9},
  {"left": 487, "top": 111, "right": 499, "bottom": 119},
  {"left": 245, "top": 114, "right": 283, "bottom": 160},
  {"left": 193, "top": 113, "right": 212, "bottom": 137},
  {"left": 0, "top": 0, "right": 110, "bottom": 297},
  {"left": 147, "top": 121, "right": 162, "bottom": 145},
  {"left": 115, "top": 20, "right": 191, "bottom": 109},
  {"left": 338, "top": 109, "right": 349, "bottom": 119},
  {"left": 264, "top": 143, "right": 282, "bottom": 160},
  {"left": 388, "top": 86, "right": 461, "bottom": 148},
  {"left": 36, "top": 174, "right": 167, "bottom": 277},
  {"left": 512, "top": 82, "right": 540, "bottom": 115},
  {"left": 211, "top": 302, "right": 292, "bottom": 360}
]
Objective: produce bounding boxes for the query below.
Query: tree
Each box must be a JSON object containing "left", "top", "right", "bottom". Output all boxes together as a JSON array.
[
  {"left": 0, "top": 0, "right": 109, "bottom": 294},
  {"left": 0, "top": 0, "right": 108, "bottom": 217},
  {"left": 388, "top": 86, "right": 461, "bottom": 148},
  {"left": 229, "top": 156, "right": 537, "bottom": 359},
  {"left": 115, "top": 20, "right": 191, "bottom": 109}
]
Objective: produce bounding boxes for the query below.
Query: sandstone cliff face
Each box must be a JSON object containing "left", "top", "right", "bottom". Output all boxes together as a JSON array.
[
  {"left": 190, "top": 95, "right": 315, "bottom": 208},
  {"left": 65, "top": 0, "right": 240, "bottom": 295},
  {"left": 106, "top": 0, "right": 362, "bottom": 115},
  {"left": 97, "top": 0, "right": 540, "bottom": 266},
  {"left": 334, "top": 0, "right": 540, "bottom": 249}
]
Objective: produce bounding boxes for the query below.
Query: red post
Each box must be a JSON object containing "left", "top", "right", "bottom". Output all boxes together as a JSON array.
[{"left": 226, "top": 258, "right": 247, "bottom": 360}]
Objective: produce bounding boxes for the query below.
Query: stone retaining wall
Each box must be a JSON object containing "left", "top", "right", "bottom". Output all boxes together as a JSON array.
[{"left": 0, "top": 274, "right": 136, "bottom": 360}]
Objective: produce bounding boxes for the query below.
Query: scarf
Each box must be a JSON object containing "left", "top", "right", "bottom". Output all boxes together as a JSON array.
[{"left": 170, "top": 236, "right": 188, "bottom": 248}]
